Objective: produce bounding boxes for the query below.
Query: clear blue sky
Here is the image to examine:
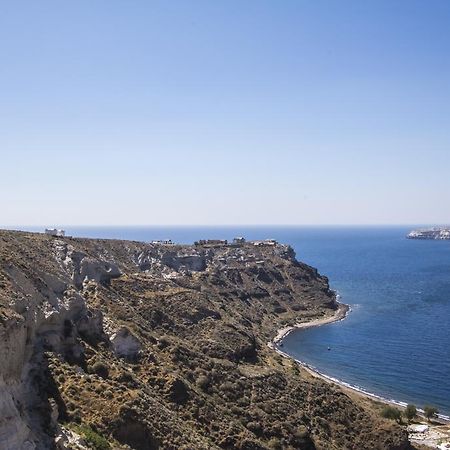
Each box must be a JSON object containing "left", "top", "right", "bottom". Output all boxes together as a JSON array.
[{"left": 1, "top": 0, "right": 449, "bottom": 225}]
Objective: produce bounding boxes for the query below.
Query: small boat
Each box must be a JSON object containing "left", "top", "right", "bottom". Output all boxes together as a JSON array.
[{"left": 327, "top": 346, "right": 331, "bottom": 351}]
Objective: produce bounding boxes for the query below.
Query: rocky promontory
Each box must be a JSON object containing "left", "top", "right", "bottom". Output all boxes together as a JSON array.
[{"left": 0, "top": 230, "right": 411, "bottom": 449}]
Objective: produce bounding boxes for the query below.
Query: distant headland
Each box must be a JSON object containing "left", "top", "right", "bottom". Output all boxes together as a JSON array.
[{"left": 407, "top": 227, "right": 450, "bottom": 240}]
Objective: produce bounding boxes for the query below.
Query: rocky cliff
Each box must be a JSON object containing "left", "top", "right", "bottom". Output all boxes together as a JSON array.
[{"left": 0, "top": 230, "right": 410, "bottom": 450}]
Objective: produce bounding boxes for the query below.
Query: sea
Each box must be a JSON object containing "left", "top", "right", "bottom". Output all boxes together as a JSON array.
[{"left": 17, "top": 225, "right": 450, "bottom": 416}]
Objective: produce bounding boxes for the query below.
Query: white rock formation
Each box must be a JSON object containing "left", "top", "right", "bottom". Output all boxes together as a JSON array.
[
  {"left": 0, "top": 311, "right": 37, "bottom": 449},
  {"left": 0, "top": 256, "right": 110, "bottom": 448},
  {"left": 109, "top": 326, "right": 142, "bottom": 360}
]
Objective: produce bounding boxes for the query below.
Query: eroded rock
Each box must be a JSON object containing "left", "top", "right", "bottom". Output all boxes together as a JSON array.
[{"left": 109, "top": 326, "right": 142, "bottom": 361}]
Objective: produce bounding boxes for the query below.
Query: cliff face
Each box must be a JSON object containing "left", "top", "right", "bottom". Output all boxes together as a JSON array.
[{"left": 0, "top": 230, "right": 409, "bottom": 450}]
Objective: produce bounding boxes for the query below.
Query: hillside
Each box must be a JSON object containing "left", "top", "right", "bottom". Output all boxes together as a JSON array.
[{"left": 0, "top": 230, "right": 410, "bottom": 450}]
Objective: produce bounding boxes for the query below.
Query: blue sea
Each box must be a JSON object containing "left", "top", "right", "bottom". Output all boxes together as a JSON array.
[{"left": 17, "top": 225, "right": 450, "bottom": 416}]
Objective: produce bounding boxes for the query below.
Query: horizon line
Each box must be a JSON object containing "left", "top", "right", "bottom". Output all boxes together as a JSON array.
[{"left": 2, "top": 224, "right": 448, "bottom": 229}]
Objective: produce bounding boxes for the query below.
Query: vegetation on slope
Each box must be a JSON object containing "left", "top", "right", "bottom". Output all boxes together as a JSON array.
[{"left": 0, "top": 231, "right": 410, "bottom": 449}]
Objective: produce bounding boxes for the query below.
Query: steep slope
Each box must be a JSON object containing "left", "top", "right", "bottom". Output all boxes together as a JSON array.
[{"left": 0, "top": 230, "right": 410, "bottom": 450}]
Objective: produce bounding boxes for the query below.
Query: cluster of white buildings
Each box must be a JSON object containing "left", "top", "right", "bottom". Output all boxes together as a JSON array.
[
  {"left": 407, "top": 227, "right": 450, "bottom": 240},
  {"left": 194, "top": 237, "right": 278, "bottom": 247},
  {"left": 252, "top": 238, "right": 278, "bottom": 246},
  {"left": 42, "top": 231, "right": 279, "bottom": 248}
]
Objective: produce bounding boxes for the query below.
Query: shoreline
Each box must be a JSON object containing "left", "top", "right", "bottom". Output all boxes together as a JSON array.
[
  {"left": 269, "top": 300, "right": 450, "bottom": 425},
  {"left": 270, "top": 301, "right": 350, "bottom": 346}
]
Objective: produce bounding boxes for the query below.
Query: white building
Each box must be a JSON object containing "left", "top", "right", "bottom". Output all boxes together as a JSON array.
[
  {"left": 252, "top": 239, "right": 278, "bottom": 246},
  {"left": 45, "top": 228, "right": 66, "bottom": 237}
]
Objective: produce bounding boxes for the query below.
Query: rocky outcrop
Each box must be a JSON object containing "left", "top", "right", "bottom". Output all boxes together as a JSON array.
[
  {"left": 134, "top": 247, "right": 207, "bottom": 275},
  {"left": 53, "top": 240, "right": 122, "bottom": 288},
  {"left": 0, "top": 311, "right": 35, "bottom": 450},
  {"left": 109, "top": 327, "right": 142, "bottom": 361}
]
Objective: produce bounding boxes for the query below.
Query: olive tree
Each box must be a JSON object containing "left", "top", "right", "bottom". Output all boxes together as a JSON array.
[
  {"left": 423, "top": 405, "right": 438, "bottom": 422},
  {"left": 381, "top": 406, "right": 402, "bottom": 423},
  {"left": 404, "top": 404, "right": 417, "bottom": 422}
]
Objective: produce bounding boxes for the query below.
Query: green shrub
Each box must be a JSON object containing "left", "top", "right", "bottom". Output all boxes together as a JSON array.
[
  {"left": 196, "top": 375, "right": 210, "bottom": 391},
  {"left": 290, "top": 362, "right": 300, "bottom": 375},
  {"left": 103, "top": 389, "right": 113, "bottom": 399},
  {"left": 380, "top": 406, "right": 402, "bottom": 422},
  {"left": 296, "top": 425, "right": 309, "bottom": 439},
  {"left": 404, "top": 404, "right": 417, "bottom": 422},
  {"left": 57, "top": 374, "right": 66, "bottom": 383},
  {"left": 267, "top": 437, "right": 282, "bottom": 450},
  {"left": 89, "top": 362, "right": 109, "bottom": 379},
  {"left": 246, "top": 421, "right": 262, "bottom": 436},
  {"left": 75, "top": 425, "right": 111, "bottom": 450},
  {"left": 424, "top": 405, "right": 439, "bottom": 422},
  {"left": 220, "top": 381, "right": 235, "bottom": 392},
  {"left": 116, "top": 370, "right": 135, "bottom": 384}
]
